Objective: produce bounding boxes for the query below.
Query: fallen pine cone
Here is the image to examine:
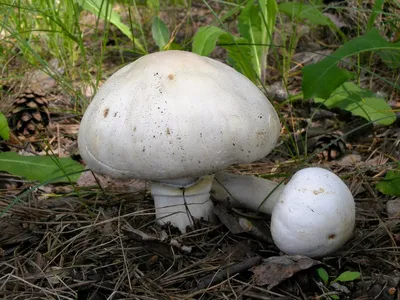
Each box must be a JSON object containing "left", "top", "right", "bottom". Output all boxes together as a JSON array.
[{"left": 8, "top": 86, "right": 50, "bottom": 137}]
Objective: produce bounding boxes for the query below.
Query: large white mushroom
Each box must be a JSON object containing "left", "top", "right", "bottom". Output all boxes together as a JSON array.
[
  {"left": 212, "top": 167, "right": 355, "bottom": 257},
  {"left": 78, "top": 50, "right": 281, "bottom": 232}
]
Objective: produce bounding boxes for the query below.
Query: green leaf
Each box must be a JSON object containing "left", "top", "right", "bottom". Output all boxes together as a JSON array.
[
  {"left": 220, "top": 35, "right": 258, "bottom": 83},
  {"left": 367, "top": 0, "right": 384, "bottom": 30},
  {"left": 330, "top": 295, "right": 340, "bottom": 300},
  {"left": 238, "top": 0, "right": 277, "bottom": 80},
  {"left": 238, "top": 1, "right": 263, "bottom": 78},
  {"left": 151, "top": 16, "right": 170, "bottom": 50},
  {"left": 279, "top": 2, "right": 333, "bottom": 26},
  {"left": 168, "top": 42, "right": 182, "bottom": 50},
  {"left": 376, "top": 167, "right": 400, "bottom": 196},
  {"left": 378, "top": 49, "right": 400, "bottom": 69},
  {"left": 192, "top": 1, "right": 277, "bottom": 83},
  {"left": 0, "top": 112, "right": 10, "bottom": 140},
  {"left": 260, "top": 0, "right": 278, "bottom": 80},
  {"left": 192, "top": 25, "right": 228, "bottom": 56},
  {"left": 315, "top": 82, "right": 396, "bottom": 125},
  {"left": 333, "top": 271, "right": 361, "bottom": 282},
  {"left": 261, "top": 0, "right": 278, "bottom": 40},
  {"left": 317, "top": 268, "right": 329, "bottom": 286},
  {"left": 302, "top": 28, "right": 400, "bottom": 100},
  {"left": 192, "top": 26, "right": 258, "bottom": 82},
  {"left": 146, "top": 0, "right": 160, "bottom": 12},
  {"left": 0, "top": 152, "right": 84, "bottom": 183},
  {"left": 77, "top": 0, "right": 146, "bottom": 53}
]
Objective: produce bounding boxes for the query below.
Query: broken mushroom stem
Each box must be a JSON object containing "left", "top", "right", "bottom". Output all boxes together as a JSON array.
[{"left": 211, "top": 171, "right": 285, "bottom": 214}]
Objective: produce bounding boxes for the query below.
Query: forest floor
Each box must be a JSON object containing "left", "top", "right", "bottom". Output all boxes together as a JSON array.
[{"left": 0, "top": 1, "right": 400, "bottom": 299}]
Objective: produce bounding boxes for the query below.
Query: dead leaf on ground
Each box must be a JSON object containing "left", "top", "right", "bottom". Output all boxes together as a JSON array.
[
  {"left": 0, "top": 218, "right": 38, "bottom": 255},
  {"left": 365, "top": 154, "right": 389, "bottom": 167},
  {"left": 30, "top": 58, "right": 64, "bottom": 90},
  {"left": 214, "top": 203, "right": 246, "bottom": 234},
  {"left": 334, "top": 153, "right": 362, "bottom": 166},
  {"left": 77, "top": 171, "right": 147, "bottom": 192},
  {"left": 222, "top": 243, "right": 255, "bottom": 262},
  {"left": 387, "top": 199, "right": 400, "bottom": 218},
  {"left": 354, "top": 271, "right": 400, "bottom": 299},
  {"left": 323, "top": 12, "right": 347, "bottom": 29},
  {"left": 123, "top": 225, "right": 192, "bottom": 258},
  {"left": 26, "top": 252, "right": 48, "bottom": 275},
  {"left": 330, "top": 281, "right": 351, "bottom": 295},
  {"left": 77, "top": 171, "right": 109, "bottom": 188},
  {"left": 251, "top": 255, "right": 321, "bottom": 289},
  {"left": 214, "top": 203, "right": 272, "bottom": 242}
]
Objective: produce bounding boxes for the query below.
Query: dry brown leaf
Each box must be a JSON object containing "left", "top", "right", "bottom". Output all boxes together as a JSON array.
[
  {"left": 214, "top": 204, "right": 273, "bottom": 242},
  {"left": 77, "top": 171, "right": 109, "bottom": 188},
  {"left": 26, "top": 252, "right": 48, "bottom": 275},
  {"left": 334, "top": 153, "right": 362, "bottom": 166},
  {"left": 214, "top": 203, "right": 247, "bottom": 234},
  {"left": 252, "top": 255, "right": 321, "bottom": 289},
  {"left": 77, "top": 171, "right": 147, "bottom": 193},
  {"left": 323, "top": 13, "right": 347, "bottom": 28},
  {"left": 0, "top": 218, "right": 34, "bottom": 245},
  {"left": 222, "top": 243, "right": 254, "bottom": 262},
  {"left": 387, "top": 199, "right": 400, "bottom": 219}
]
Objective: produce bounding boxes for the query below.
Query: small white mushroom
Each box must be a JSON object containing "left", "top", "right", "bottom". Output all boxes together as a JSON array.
[
  {"left": 78, "top": 50, "right": 281, "bottom": 232},
  {"left": 271, "top": 167, "right": 355, "bottom": 257},
  {"left": 212, "top": 167, "right": 355, "bottom": 257}
]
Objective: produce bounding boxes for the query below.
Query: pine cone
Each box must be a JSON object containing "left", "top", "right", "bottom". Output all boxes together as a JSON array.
[
  {"left": 8, "top": 86, "right": 50, "bottom": 137},
  {"left": 314, "top": 132, "right": 349, "bottom": 161}
]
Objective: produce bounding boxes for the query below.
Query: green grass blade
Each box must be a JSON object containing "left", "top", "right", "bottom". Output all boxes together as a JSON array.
[
  {"left": 76, "top": 0, "right": 146, "bottom": 53},
  {"left": 367, "top": 0, "right": 385, "bottom": 30}
]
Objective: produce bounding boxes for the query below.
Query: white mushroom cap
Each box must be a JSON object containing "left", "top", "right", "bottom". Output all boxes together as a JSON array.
[
  {"left": 78, "top": 50, "right": 280, "bottom": 181},
  {"left": 270, "top": 167, "right": 355, "bottom": 257}
]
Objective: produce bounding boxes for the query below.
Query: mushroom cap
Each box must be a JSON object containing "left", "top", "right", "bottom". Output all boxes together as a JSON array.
[
  {"left": 270, "top": 167, "right": 355, "bottom": 257},
  {"left": 78, "top": 51, "right": 280, "bottom": 181}
]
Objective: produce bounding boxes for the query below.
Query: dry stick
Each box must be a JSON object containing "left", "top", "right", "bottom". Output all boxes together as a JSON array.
[
  {"left": 57, "top": 123, "right": 60, "bottom": 157},
  {"left": 196, "top": 256, "right": 261, "bottom": 290}
]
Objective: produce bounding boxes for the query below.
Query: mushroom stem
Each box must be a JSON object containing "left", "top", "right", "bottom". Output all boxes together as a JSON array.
[
  {"left": 211, "top": 171, "right": 285, "bottom": 214},
  {"left": 151, "top": 175, "right": 215, "bottom": 232}
]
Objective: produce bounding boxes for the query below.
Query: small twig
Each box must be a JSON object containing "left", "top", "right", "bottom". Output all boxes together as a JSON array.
[
  {"left": 50, "top": 113, "right": 79, "bottom": 122},
  {"left": 57, "top": 123, "right": 60, "bottom": 157},
  {"left": 196, "top": 256, "right": 261, "bottom": 290}
]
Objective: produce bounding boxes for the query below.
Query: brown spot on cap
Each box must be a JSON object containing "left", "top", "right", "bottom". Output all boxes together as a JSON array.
[
  {"left": 313, "top": 188, "right": 325, "bottom": 195},
  {"left": 168, "top": 74, "right": 174, "bottom": 80},
  {"left": 166, "top": 127, "right": 171, "bottom": 135},
  {"left": 103, "top": 108, "right": 109, "bottom": 118},
  {"left": 328, "top": 234, "right": 336, "bottom": 240}
]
